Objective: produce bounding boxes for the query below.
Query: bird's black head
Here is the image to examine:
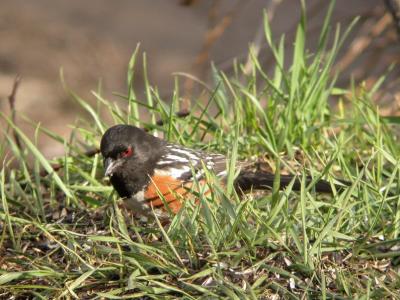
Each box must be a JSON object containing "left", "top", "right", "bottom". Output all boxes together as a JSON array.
[{"left": 100, "top": 125, "right": 165, "bottom": 180}]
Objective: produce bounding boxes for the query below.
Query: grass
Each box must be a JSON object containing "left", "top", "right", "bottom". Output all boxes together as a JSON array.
[{"left": 1, "top": 4, "right": 400, "bottom": 299}]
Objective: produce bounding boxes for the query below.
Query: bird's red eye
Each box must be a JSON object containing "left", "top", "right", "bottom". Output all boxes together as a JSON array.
[{"left": 121, "top": 146, "right": 133, "bottom": 158}]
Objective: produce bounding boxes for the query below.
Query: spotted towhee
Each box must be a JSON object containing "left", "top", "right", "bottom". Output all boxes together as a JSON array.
[{"left": 100, "top": 125, "right": 339, "bottom": 216}]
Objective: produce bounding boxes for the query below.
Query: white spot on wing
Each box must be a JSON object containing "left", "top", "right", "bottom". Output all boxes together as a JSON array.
[
  {"left": 216, "top": 170, "right": 227, "bottom": 177},
  {"left": 156, "top": 160, "right": 174, "bottom": 165},
  {"left": 165, "top": 154, "right": 189, "bottom": 162},
  {"left": 195, "top": 169, "right": 205, "bottom": 179},
  {"left": 171, "top": 148, "right": 200, "bottom": 160},
  {"left": 155, "top": 166, "right": 191, "bottom": 178}
]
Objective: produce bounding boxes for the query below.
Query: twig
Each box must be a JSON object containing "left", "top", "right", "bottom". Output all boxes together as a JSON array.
[
  {"left": 7, "top": 75, "right": 22, "bottom": 150},
  {"left": 216, "top": 0, "right": 328, "bottom": 74},
  {"left": 155, "top": 109, "right": 190, "bottom": 127},
  {"left": 242, "top": 0, "right": 283, "bottom": 75},
  {"left": 179, "top": 0, "right": 198, "bottom": 6},
  {"left": 333, "top": 13, "right": 392, "bottom": 74},
  {"left": 39, "top": 147, "right": 100, "bottom": 177},
  {"left": 385, "top": 0, "right": 400, "bottom": 39},
  {"left": 183, "top": 0, "right": 245, "bottom": 102},
  {"left": 40, "top": 147, "right": 100, "bottom": 176}
]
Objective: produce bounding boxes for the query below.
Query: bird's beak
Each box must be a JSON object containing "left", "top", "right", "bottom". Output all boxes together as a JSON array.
[{"left": 104, "top": 157, "right": 117, "bottom": 177}]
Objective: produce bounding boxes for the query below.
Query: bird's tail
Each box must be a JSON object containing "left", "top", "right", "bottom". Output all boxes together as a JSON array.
[{"left": 234, "top": 171, "right": 345, "bottom": 194}]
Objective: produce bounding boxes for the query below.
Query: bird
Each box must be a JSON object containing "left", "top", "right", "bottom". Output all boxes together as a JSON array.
[{"left": 100, "top": 124, "right": 340, "bottom": 216}]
